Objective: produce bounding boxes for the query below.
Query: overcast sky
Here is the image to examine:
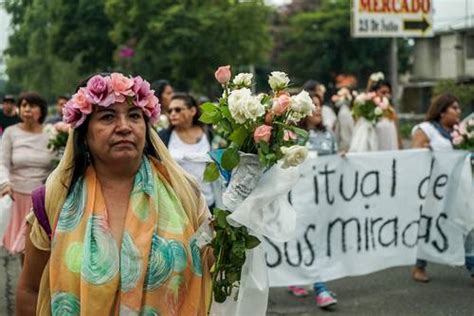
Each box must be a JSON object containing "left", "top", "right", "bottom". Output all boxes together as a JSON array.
[{"left": 1, "top": 0, "right": 473, "bottom": 56}]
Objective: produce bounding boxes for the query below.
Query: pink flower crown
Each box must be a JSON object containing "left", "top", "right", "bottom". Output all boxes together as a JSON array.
[{"left": 63, "top": 73, "right": 161, "bottom": 128}]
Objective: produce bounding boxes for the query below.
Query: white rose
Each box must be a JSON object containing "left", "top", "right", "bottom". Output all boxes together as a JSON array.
[
  {"left": 243, "top": 95, "right": 265, "bottom": 121},
  {"left": 44, "top": 124, "right": 57, "bottom": 139},
  {"left": 281, "top": 145, "right": 308, "bottom": 169},
  {"left": 268, "top": 71, "right": 290, "bottom": 91},
  {"left": 233, "top": 73, "right": 253, "bottom": 87},
  {"left": 370, "top": 72, "right": 384, "bottom": 82},
  {"left": 228, "top": 88, "right": 253, "bottom": 124},
  {"left": 290, "top": 90, "right": 315, "bottom": 117},
  {"left": 374, "top": 107, "right": 383, "bottom": 116}
]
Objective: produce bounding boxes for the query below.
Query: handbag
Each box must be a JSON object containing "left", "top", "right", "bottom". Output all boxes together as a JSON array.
[
  {"left": 31, "top": 185, "right": 51, "bottom": 240},
  {"left": 0, "top": 195, "right": 13, "bottom": 245}
]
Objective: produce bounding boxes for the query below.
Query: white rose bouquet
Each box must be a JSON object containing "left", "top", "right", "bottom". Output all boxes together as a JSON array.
[
  {"left": 45, "top": 122, "right": 71, "bottom": 166},
  {"left": 352, "top": 92, "right": 391, "bottom": 124},
  {"left": 201, "top": 67, "right": 312, "bottom": 173},
  {"left": 452, "top": 118, "right": 474, "bottom": 151},
  {"left": 201, "top": 66, "right": 313, "bottom": 307}
]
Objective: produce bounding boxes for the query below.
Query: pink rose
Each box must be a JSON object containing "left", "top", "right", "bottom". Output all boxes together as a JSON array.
[
  {"left": 331, "top": 95, "right": 339, "bottom": 103},
  {"left": 110, "top": 72, "right": 134, "bottom": 102},
  {"left": 283, "top": 130, "right": 297, "bottom": 141},
  {"left": 86, "top": 75, "right": 115, "bottom": 106},
  {"left": 143, "top": 95, "right": 161, "bottom": 123},
  {"left": 254, "top": 125, "right": 272, "bottom": 143},
  {"left": 451, "top": 130, "right": 460, "bottom": 139},
  {"left": 133, "top": 76, "right": 153, "bottom": 109},
  {"left": 63, "top": 102, "right": 86, "bottom": 128},
  {"left": 54, "top": 121, "right": 70, "bottom": 133},
  {"left": 272, "top": 94, "right": 291, "bottom": 116},
  {"left": 453, "top": 135, "right": 463, "bottom": 145},
  {"left": 214, "top": 65, "right": 231, "bottom": 84},
  {"left": 72, "top": 88, "right": 93, "bottom": 114},
  {"left": 458, "top": 123, "right": 467, "bottom": 135}
]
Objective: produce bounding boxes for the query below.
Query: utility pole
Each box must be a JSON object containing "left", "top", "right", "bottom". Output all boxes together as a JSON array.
[{"left": 390, "top": 38, "right": 399, "bottom": 112}]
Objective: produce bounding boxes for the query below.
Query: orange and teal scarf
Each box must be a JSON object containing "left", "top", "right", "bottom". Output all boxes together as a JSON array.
[{"left": 49, "top": 157, "right": 205, "bottom": 315}]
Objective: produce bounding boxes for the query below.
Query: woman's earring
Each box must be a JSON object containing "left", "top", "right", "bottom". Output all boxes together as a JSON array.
[{"left": 85, "top": 151, "right": 91, "bottom": 164}]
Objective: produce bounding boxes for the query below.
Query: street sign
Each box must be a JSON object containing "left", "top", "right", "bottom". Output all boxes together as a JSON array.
[{"left": 352, "top": 0, "right": 434, "bottom": 38}]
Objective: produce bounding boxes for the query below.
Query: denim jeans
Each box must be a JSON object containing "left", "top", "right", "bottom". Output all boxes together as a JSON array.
[
  {"left": 416, "top": 229, "right": 474, "bottom": 276},
  {"left": 465, "top": 229, "right": 474, "bottom": 276}
]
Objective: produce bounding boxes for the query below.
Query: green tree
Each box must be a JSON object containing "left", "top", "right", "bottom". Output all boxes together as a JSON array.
[
  {"left": 434, "top": 80, "right": 474, "bottom": 116},
  {"left": 277, "top": 0, "right": 412, "bottom": 88},
  {"left": 3, "top": 0, "right": 115, "bottom": 99},
  {"left": 105, "top": 0, "right": 272, "bottom": 96}
]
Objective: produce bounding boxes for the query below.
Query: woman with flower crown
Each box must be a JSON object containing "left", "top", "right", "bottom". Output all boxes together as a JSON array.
[{"left": 16, "top": 72, "right": 212, "bottom": 315}]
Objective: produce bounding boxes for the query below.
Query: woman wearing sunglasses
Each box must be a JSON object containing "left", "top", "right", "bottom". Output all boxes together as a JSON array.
[{"left": 158, "top": 93, "right": 215, "bottom": 209}]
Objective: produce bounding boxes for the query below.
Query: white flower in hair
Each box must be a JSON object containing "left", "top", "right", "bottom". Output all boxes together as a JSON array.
[{"left": 370, "top": 72, "right": 385, "bottom": 82}]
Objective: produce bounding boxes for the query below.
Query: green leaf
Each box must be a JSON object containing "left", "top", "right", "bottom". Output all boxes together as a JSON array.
[
  {"left": 203, "top": 162, "right": 220, "bottom": 182},
  {"left": 291, "top": 126, "right": 309, "bottom": 139},
  {"left": 245, "top": 235, "right": 261, "bottom": 249},
  {"left": 221, "top": 106, "right": 233, "bottom": 121},
  {"left": 221, "top": 147, "right": 240, "bottom": 171},
  {"left": 199, "top": 111, "right": 221, "bottom": 124},
  {"left": 259, "top": 141, "right": 270, "bottom": 154},
  {"left": 200, "top": 102, "right": 219, "bottom": 113},
  {"left": 229, "top": 126, "right": 249, "bottom": 146}
]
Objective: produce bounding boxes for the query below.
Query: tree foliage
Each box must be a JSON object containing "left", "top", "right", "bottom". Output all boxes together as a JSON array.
[
  {"left": 277, "top": 0, "right": 412, "bottom": 88},
  {"left": 105, "top": 0, "right": 272, "bottom": 96},
  {"left": 3, "top": 0, "right": 115, "bottom": 99},
  {"left": 434, "top": 80, "right": 474, "bottom": 116}
]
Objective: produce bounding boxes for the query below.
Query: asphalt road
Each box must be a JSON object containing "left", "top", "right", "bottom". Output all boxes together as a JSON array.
[
  {"left": 267, "top": 264, "right": 474, "bottom": 316},
  {"left": 1, "top": 248, "right": 472, "bottom": 316}
]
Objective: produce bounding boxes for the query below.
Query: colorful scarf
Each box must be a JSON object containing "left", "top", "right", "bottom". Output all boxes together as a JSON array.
[{"left": 49, "top": 157, "right": 205, "bottom": 315}]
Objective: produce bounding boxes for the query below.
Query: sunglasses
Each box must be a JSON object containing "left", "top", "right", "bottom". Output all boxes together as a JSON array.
[{"left": 167, "top": 107, "right": 186, "bottom": 114}]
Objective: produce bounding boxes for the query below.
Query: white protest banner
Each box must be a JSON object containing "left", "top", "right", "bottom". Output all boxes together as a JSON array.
[{"left": 264, "top": 150, "right": 473, "bottom": 286}]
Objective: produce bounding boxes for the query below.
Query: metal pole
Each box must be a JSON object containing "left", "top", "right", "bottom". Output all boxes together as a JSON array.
[{"left": 390, "top": 37, "right": 399, "bottom": 112}]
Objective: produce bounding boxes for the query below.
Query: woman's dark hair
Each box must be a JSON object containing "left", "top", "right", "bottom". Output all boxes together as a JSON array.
[
  {"left": 369, "top": 79, "right": 392, "bottom": 93},
  {"left": 67, "top": 72, "right": 160, "bottom": 194},
  {"left": 170, "top": 92, "right": 201, "bottom": 126},
  {"left": 151, "top": 79, "right": 171, "bottom": 103},
  {"left": 303, "top": 80, "right": 320, "bottom": 93},
  {"left": 17, "top": 92, "right": 48, "bottom": 123},
  {"left": 425, "top": 93, "right": 459, "bottom": 122}
]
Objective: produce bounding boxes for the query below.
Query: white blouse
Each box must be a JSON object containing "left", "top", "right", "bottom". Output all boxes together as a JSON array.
[
  {"left": 412, "top": 121, "right": 453, "bottom": 151},
  {"left": 168, "top": 130, "right": 215, "bottom": 206}
]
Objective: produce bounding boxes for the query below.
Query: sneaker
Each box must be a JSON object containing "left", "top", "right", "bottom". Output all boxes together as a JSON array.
[
  {"left": 412, "top": 267, "right": 429, "bottom": 283},
  {"left": 287, "top": 286, "right": 309, "bottom": 297},
  {"left": 315, "top": 290, "right": 337, "bottom": 309}
]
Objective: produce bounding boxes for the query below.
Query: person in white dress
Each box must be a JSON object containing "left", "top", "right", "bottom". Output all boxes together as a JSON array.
[
  {"left": 411, "top": 93, "right": 463, "bottom": 282},
  {"left": 333, "top": 87, "right": 354, "bottom": 152},
  {"left": 369, "top": 78, "right": 402, "bottom": 151}
]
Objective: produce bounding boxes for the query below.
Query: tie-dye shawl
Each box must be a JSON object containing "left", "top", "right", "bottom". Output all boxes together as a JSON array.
[{"left": 40, "top": 157, "right": 209, "bottom": 315}]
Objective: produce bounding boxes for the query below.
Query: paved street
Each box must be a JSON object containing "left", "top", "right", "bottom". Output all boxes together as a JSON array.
[
  {"left": 1, "top": 248, "right": 472, "bottom": 316},
  {"left": 268, "top": 264, "right": 474, "bottom": 316}
]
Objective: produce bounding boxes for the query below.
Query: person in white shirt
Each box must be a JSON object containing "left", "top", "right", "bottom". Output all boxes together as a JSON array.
[
  {"left": 158, "top": 93, "right": 215, "bottom": 208},
  {"left": 411, "top": 93, "right": 462, "bottom": 282}
]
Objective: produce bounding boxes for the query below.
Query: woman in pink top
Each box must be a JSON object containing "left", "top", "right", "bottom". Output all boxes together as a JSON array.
[{"left": 0, "top": 92, "right": 54, "bottom": 259}]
